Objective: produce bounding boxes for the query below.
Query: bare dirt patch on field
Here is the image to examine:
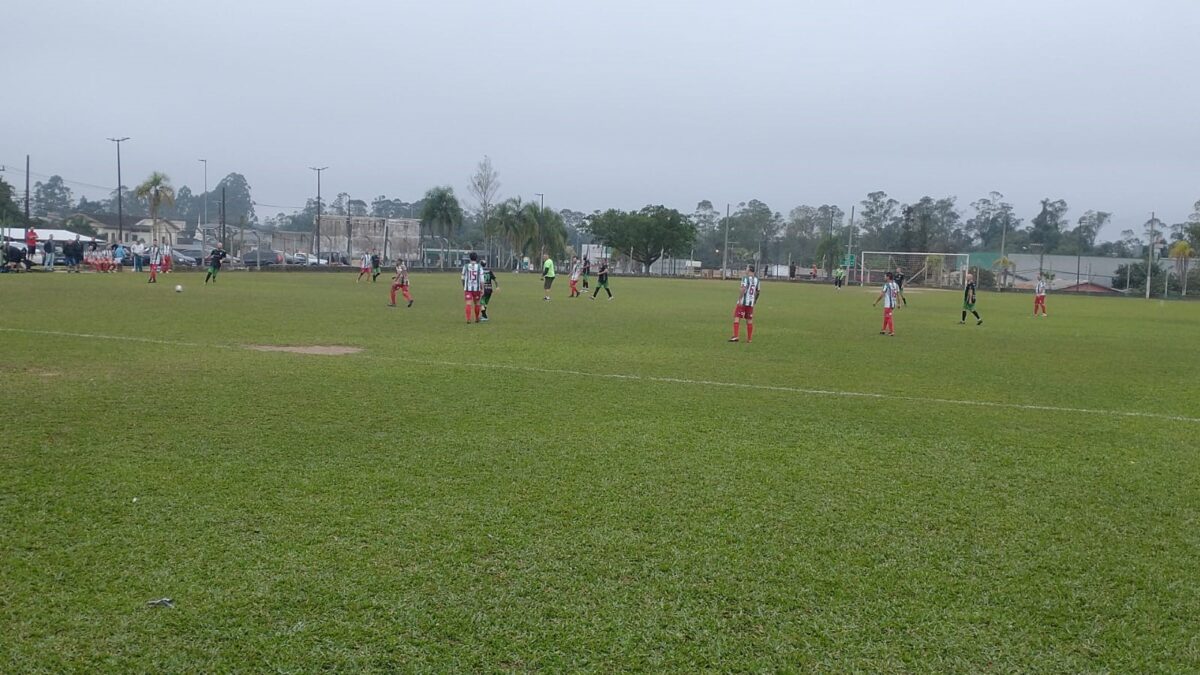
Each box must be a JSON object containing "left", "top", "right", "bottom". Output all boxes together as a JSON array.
[{"left": 245, "top": 345, "right": 362, "bottom": 356}]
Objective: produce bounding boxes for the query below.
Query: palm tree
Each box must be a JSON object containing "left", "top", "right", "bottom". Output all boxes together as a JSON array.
[
  {"left": 1169, "top": 240, "right": 1194, "bottom": 296},
  {"left": 520, "top": 202, "right": 567, "bottom": 260},
  {"left": 134, "top": 172, "right": 176, "bottom": 242},
  {"left": 419, "top": 186, "right": 463, "bottom": 268},
  {"left": 486, "top": 198, "right": 525, "bottom": 269}
]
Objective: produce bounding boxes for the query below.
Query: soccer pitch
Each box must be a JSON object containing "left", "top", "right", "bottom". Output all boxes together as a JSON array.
[{"left": 2, "top": 271, "right": 1198, "bottom": 672}]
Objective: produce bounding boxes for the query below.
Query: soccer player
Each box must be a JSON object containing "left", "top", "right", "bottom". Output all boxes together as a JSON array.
[
  {"left": 568, "top": 256, "right": 582, "bottom": 297},
  {"left": 894, "top": 266, "right": 908, "bottom": 305},
  {"left": 147, "top": 239, "right": 162, "bottom": 283},
  {"left": 463, "top": 251, "right": 485, "bottom": 323},
  {"left": 960, "top": 273, "right": 983, "bottom": 325},
  {"left": 481, "top": 260, "right": 499, "bottom": 320},
  {"left": 161, "top": 240, "right": 172, "bottom": 273},
  {"left": 357, "top": 250, "right": 372, "bottom": 283},
  {"left": 591, "top": 259, "right": 613, "bottom": 300},
  {"left": 834, "top": 265, "right": 845, "bottom": 290},
  {"left": 581, "top": 257, "right": 591, "bottom": 290},
  {"left": 729, "top": 264, "right": 760, "bottom": 343},
  {"left": 204, "top": 242, "right": 228, "bottom": 284},
  {"left": 873, "top": 272, "right": 900, "bottom": 336},
  {"left": 371, "top": 250, "right": 382, "bottom": 282},
  {"left": 1034, "top": 273, "right": 1048, "bottom": 317},
  {"left": 388, "top": 261, "right": 413, "bottom": 307},
  {"left": 541, "top": 254, "right": 556, "bottom": 301}
]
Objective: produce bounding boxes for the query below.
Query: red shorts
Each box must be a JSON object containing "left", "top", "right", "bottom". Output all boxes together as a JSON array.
[
  {"left": 734, "top": 304, "right": 754, "bottom": 320},
  {"left": 464, "top": 290, "right": 482, "bottom": 302}
]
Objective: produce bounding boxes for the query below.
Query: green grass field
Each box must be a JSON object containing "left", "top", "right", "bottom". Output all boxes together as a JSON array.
[{"left": 3, "top": 270, "right": 1199, "bottom": 672}]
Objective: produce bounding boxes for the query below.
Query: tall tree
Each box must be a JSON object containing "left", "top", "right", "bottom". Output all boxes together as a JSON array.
[
  {"left": 134, "top": 172, "right": 176, "bottom": 236},
  {"left": 858, "top": 191, "right": 900, "bottom": 250},
  {"left": 467, "top": 156, "right": 501, "bottom": 239},
  {"left": 32, "top": 175, "right": 74, "bottom": 216},
  {"left": 419, "top": 186, "right": 464, "bottom": 242},
  {"left": 1029, "top": 198, "right": 1069, "bottom": 253},
  {"left": 0, "top": 177, "right": 22, "bottom": 224},
  {"left": 967, "top": 192, "right": 1021, "bottom": 251},
  {"left": 585, "top": 205, "right": 695, "bottom": 273},
  {"left": 212, "top": 173, "right": 256, "bottom": 225},
  {"left": 1072, "top": 210, "right": 1111, "bottom": 253}
]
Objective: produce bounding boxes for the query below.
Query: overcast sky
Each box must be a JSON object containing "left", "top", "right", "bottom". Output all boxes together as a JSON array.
[{"left": 4, "top": 0, "right": 1198, "bottom": 238}]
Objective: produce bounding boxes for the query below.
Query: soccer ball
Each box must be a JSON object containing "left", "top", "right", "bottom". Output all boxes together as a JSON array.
[{"left": 174, "top": 285, "right": 183, "bottom": 293}]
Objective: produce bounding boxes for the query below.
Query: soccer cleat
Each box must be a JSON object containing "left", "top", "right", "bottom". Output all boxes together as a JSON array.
[
  {"left": 958, "top": 321, "right": 965, "bottom": 325},
  {"left": 407, "top": 300, "right": 413, "bottom": 307},
  {"left": 728, "top": 336, "right": 739, "bottom": 342},
  {"left": 387, "top": 303, "right": 396, "bottom": 307},
  {"left": 977, "top": 319, "right": 983, "bottom": 325},
  {"left": 481, "top": 316, "right": 488, "bottom": 321}
]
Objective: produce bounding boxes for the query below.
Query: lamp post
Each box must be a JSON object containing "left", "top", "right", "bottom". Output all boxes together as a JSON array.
[
  {"left": 197, "top": 159, "right": 208, "bottom": 243},
  {"left": 721, "top": 203, "right": 730, "bottom": 279},
  {"left": 534, "top": 193, "right": 544, "bottom": 257},
  {"left": 309, "top": 167, "right": 327, "bottom": 257},
  {"left": 107, "top": 137, "right": 129, "bottom": 242},
  {"left": 1146, "top": 212, "right": 1156, "bottom": 300}
]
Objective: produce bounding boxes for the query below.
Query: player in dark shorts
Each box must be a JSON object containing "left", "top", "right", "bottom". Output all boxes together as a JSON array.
[
  {"left": 204, "top": 242, "right": 228, "bottom": 284},
  {"left": 480, "top": 260, "right": 499, "bottom": 321},
  {"left": 371, "top": 251, "right": 382, "bottom": 282},
  {"left": 581, "top": 257, "right": 591, "bottom": 290},
  {"left": 894, "top": 267, "right": 907, "bottom": 305},
  {"left": 960, "top": 273, "right": 982, "bottom": 325},
  {"left": 591, "top": 259, "right": 613, "bottom": 300}
]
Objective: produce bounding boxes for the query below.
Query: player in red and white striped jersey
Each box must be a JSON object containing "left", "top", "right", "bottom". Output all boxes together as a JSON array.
[
  {"left": 873, "top": 272, "right": 900, "bottom": 336},
  {"left": 1034, "top": 274, "right": 1048, "bottom": 317},
  {"left": 729, "top": 264, "right": 760, "bottom": 343},
  {"left": 462, "top": 252, "right": 485, "bottom": 323}
]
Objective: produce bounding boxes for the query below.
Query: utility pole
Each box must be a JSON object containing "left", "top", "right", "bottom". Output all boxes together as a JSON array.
[
  {"left": 534, "top": 193, "right": 544, "bottom": 256},
  {"left": 721, "top": 203, "right": 731, "bottom": 280},
  {"left": 24, "top": 155, "right": 31, "bottom": 225},
  {"left": 845, "top": 205, "right": 855, "bottom": 281},
  {"left": 1146, "top": 211, "right": 1155, "bottom": 300},
  {"left": 107, "top": 138, "right": 129, "bottom": 242},
  {"left": 220, "top": 187, "right": 226, "bottom": 249},
  {"left": 198, "top": 159, "right": 208, "bottom": 242},
  {"left": 309, "top": 167, "right": 327, "bottom": 257}
]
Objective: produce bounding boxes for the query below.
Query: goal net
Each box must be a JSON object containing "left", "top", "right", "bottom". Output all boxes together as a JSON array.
[{"left": 859, "top": 251, "right": 970, "bottom": 288}]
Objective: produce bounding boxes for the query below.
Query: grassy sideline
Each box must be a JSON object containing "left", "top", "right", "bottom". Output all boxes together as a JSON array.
[{"left": 2, "top": 270, "right": 1199, "bottom": 671}]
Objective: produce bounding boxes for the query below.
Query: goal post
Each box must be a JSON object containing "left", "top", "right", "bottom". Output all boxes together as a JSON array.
[{"left": 859, "top": 251, "right": 970, "bottom": 288}]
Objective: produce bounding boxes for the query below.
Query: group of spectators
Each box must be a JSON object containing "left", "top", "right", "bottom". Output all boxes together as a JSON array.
[{"left": 1, "top": 226, "right": 172, "bottom": 274}]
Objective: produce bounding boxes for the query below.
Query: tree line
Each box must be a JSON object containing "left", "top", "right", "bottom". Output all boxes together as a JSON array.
[{"left": 4, "top": 163, "right": 1198, "bottom": 279}]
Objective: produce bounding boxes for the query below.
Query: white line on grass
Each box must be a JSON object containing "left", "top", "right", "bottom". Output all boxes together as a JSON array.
[{"left": 4, "top": 326, "right": 1198, "bottom": 425}]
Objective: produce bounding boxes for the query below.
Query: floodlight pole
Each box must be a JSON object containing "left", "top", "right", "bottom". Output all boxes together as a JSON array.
[
  {"left": 107, "top": 137, "right": 129, "bottom": 242},
  {"left": 1146, "top": 211, "right": 1155, "bottom": 300},
  {"left": 198, "top": 159, "right": 208, "bottom": 242},
  {"left": 534, "top": 192, "right": 544, "bottom": 256},
  {"left": 721, "top": 203, "right": 730, "bottom": 279},
  {"left": 310, "top": 167, "right": 327, "bottom": 256}
]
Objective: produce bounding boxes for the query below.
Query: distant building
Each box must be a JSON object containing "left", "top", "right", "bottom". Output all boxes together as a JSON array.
[
  {"left": 67, "top": 213, "right": 185, "bottom": 245},
  {"left": 314, "top": 215, "right": 420, "bottom": 261}
]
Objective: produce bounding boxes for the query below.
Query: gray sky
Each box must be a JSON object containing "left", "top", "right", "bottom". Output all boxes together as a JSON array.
[{"left": 4, "top": 0, "right": 1198, "bottom": 238}]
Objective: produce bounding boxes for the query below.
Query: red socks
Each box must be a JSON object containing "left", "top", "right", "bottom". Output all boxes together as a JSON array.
[
  {"left": 746, "top": 324, "right": 753, "bottom": 342},
  {"left": 474, "top": 305, "right": 482, "bottom": 321},
  {"left": 732, "top": 322, "right": 740, "bottom": 338},
  {"left": 390, "top": 287, "right": 397, "bottom": 304},
  {"left": 465, "top": 305, "right": 472, "bottom": 322}
]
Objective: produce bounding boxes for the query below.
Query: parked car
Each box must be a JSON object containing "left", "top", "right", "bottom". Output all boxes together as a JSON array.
[
  {"left": 169, "top": 250, "right": 198, "bottom": 267},
  {"left": 294, "top": 252, "right": 329, "bottom": 266},
  {"left": 242, "top": 249, "right": 285, "bottom": 266}
]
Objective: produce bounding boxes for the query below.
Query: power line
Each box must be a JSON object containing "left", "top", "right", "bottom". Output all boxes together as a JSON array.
[{"left": 0, "top": 162, "right": 115, "bottom": 192}]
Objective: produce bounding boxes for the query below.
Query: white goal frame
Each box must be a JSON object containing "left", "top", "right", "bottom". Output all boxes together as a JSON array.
[{"left": 859, "top": 251, "right": 971, "bottom": 288}]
